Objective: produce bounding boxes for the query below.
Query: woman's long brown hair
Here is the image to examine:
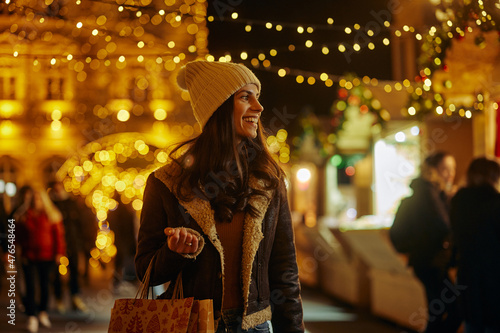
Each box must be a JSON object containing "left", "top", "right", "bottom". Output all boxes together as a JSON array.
[{"left": 168, "top": 96, "right": 284, "bottom": 222}]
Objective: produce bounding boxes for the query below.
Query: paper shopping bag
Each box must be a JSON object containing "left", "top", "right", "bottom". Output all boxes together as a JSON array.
[
  {"left": 108, "top": 297, "right": 195, "bottom": 333},
  {"left": 186, "top": 299, "right": 214, "bottom": 333}
]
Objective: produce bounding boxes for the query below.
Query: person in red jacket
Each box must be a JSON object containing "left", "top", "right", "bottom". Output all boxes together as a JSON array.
[{"left": 17, "top": 188, "right": 66, "bottom": 333}]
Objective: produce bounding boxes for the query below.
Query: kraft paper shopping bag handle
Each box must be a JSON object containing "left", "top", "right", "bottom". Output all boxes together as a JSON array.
[{"left": 135, "top": 253, "right": 184, "bottom": 300}]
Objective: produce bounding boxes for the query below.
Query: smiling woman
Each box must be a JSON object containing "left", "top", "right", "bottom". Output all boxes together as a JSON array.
[{"left": 135, "top": 60, "right": 305, "bottom": 333}]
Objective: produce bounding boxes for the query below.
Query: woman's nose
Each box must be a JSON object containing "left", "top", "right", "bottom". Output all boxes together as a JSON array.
[{"left": 253, "top": 100, "right": 264, "bottom": 113}]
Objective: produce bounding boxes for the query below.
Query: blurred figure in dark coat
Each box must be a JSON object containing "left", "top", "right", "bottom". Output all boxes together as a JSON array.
[
  {"left": 108, "top": 194, "right": 137, "bottom": 289},
  {"left": 49, "top": 181, "right": 88, "bottom": 313},
  {"left": 392, "top": 151, "right": 462, "bottom": 333},
  {"left": 450, "top": 157, "right": 500, "bottom": 333}
]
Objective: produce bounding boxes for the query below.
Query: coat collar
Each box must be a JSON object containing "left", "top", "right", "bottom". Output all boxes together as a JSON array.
[{"left": 154, "top": 161, "right": 273, "bottom": 315}]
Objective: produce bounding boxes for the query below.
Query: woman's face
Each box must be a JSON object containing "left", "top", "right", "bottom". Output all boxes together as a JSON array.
[
  {"left": 437, "top": 155, "right": 456, "bottom": 186},
  {"left": 32, "top": 192, "right": 43, "bottom": 211},
  {"left": 233, "top": 84, "right": 263, "bottom": 141}
]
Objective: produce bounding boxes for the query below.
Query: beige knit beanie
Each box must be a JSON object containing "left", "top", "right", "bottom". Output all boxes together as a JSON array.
[{"left": 176, "top": 60, "right": 261, "bottom": 129}]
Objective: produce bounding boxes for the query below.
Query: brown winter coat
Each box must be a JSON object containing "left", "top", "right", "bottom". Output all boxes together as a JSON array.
[{"left": 135, "top": 163, "right": 304, "bottom": 332}]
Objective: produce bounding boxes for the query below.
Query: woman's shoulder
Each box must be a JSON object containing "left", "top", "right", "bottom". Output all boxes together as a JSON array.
[{"left": 150, "top": 161, "right": 183, "bottom": 191}]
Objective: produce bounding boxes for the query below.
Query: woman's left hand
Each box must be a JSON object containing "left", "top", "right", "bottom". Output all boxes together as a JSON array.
[{"left": 164, "top": 227, "right": 199, "bottom": 254}]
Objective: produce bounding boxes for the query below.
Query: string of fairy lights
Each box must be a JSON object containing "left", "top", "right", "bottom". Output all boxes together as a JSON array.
[
  {"left": 2, "top": 0, "right": 499, "bottom": 265},
  {"left": 4, "top": 0, "right": 498, "bottom": 121}
]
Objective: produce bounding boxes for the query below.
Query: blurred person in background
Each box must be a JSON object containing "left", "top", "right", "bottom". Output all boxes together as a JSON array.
[
  {"left": 9, "top": 185, "right": 35, "bottom": 312},
  {"left": 17, "top": 188, "right": 66, "bottom": 333},
  {"left": 450, "top": 157, "right": 500, "bottom": 333},
  {"left": 49, "top": 181, "right": 88, "bottom": 313},
  {"left": 0, "top": 192, "right": 8, "bottom": 291},
  {"left": 391, "top": 151, "right": 462, "bottom": 333},
  {"left": 108, "top": 194, "right": 137, "bottom": 290}
]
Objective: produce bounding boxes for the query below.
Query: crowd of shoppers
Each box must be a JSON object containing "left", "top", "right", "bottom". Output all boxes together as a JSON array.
[{"left": 0, "top": 183, "right": 98, "bottom": 333}]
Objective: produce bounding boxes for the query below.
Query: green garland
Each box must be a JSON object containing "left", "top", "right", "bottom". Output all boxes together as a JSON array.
[
  {"left": 407, "top": 0, "right": 500, "bottom": 119},
  {"left": 291, "top": 76, "right": 388, "bottom": 164}
]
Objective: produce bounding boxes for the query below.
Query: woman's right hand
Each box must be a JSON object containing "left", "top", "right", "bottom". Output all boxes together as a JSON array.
[{"left": 164, "top": 227, "right": 199, "bottom": 254}]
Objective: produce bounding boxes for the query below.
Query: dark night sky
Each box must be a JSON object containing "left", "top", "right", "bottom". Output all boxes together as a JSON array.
[{"left": 206, "top": 0, "right": 394, "bottom": 132}]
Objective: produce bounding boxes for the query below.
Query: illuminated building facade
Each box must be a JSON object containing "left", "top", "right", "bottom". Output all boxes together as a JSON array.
[{"left": 0, "top": 0, "right": 208, "bottom": 214}]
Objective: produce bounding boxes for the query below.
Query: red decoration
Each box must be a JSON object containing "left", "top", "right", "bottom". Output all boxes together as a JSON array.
[{"left": 338, "top": 88, "right": 348, "bottom": 99}]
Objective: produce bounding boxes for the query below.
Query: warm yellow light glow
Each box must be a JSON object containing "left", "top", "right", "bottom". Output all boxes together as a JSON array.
[
  {"left": 50, "top": 58, "right": 56, "bottom": 65},
  {"left": 51, "top": 109, "right": 62, "bottom": 120},
  {"left": 132, "top": 199, "right": 143, "bottom": 211},
  {"left": 117, "top": 109, "right": 130, "bottom": 122},
  {"left": 383, "top": 38, "right": 390, "bottom": 45},
  {"left": 270, "top": 49, "right": 277, "bottom": 56},
  {"left": 278, "top": 69, "right": 286, "bottom": 77},
  {"left": 408, "top": 107, "right": 416, "bottom": 115},
  {"left": 115, "top": 180, "right": 126, "bottom": 192},
  {"left": 0, "top": 120, "right": 15, "bottom": 136},
  {"left": 13, "top": 51, "right": 18, "bottom": 57},
  {"left": 327, "top": 18, "right": 334, "bottom": 24},
  {"left": 159, "top": 9, "right": 165, "bottom": 15},
  {"left": 307, "top": 77, "right": 315, "bottom": 85},
  {"left": 118, "top": 56, "right": 125, "bottom": 62},
  {"left": 51, "top": 120, "right": 62, "bottom": 131},
  {"left": 276, "top": 25, "right": 282, "bottom": 31},
  {"left": 297, "top": 26, "right": 304, "bottom": 33},
  {"left": 231, "top": 12, "right": 238, "bottom": 19},
  {"left": 307, "top": 27, "right": 314, "bottom": 33},
  {"left": 137, "top": 41, "right": 145, "bottom": 48},
  {"left": 353, "top": 43, "right": 361, "bottom": 51},
  {"left": 168, "top": 41, "right": 175, "bottom": 48},
  {"left": 76, "top": 22, "right": 83, "bottom": 28},
  {"left": 59, "top": 265, "right": 67, "bottom": 276},
  {"left": 137, "top": 55, "right": 144, "bottom": 62},
  {"left": 240, "top": 52, "right": 248, "bottom": 60},
  {"left": 320, "top": 73, "right": 328, "bottom": 81},
  {"left": 345, "top": 27, "right": 352, "bottom": 34},
  {"left": 245, "top": 25, "right": 252, "bottom": 32},
  {"left": 265, "top": 22, "right": 272, "bottom": 29},
  {"left": 322, "top": 46, "right": 329, "bottom": 54},
  {"left": 154, "top": 108, "right": 167, "bottom": 121},
  {"left": 296, "top": 75, "right": 304, "bottom": 84},
  {"left": 305, "top": 40, "right": 313, "bottom": 48}
]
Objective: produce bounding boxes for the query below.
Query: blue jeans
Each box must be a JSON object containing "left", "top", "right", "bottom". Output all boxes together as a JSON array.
[{"left": 216, "top": 308, "right": 272, "bottom": 333}]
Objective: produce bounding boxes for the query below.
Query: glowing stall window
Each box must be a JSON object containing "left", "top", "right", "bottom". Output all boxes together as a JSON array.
[{"left": 373, "top": 133, "right": 420, "bottom": 218}]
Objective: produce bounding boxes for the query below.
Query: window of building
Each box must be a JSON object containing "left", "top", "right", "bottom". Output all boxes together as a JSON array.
[
  {"left": 46, "top": 77, "right": 64, "bottom": 100},
  {"left": 0, "top": 76, "right": 16, "bottom": 100}
]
